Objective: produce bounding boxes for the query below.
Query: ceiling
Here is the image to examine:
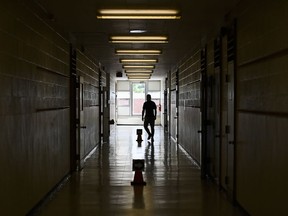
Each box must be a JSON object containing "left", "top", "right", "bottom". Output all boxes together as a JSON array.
[{"left": 32, "top": 0, "right": 239, "bottom": 79}]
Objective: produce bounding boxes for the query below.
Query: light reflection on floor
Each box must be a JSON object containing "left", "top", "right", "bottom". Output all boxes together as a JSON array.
[{"left": 36, "top": 126, "right": 247, "bottom": 216}]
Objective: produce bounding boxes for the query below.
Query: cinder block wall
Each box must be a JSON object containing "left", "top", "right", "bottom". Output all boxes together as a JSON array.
[
  {"left": 0, "top": 1, "right": 102, "bottom": 214},
  {"left": 236, "top": 0, "right": 288, "bottom": 215},
  {"left": 0, "top": 2, "right": 70, "bottom": 215},
  {"left": 173, "top": 0, "right": 288, "bottom": 215},
  {"left": 178, "top": 51, "right": 201, "bottom": 163}
]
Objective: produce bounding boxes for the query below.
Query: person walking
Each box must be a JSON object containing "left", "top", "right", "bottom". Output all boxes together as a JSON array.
[{"left": 142, "top": 94, "right": 157, "bottom": 141}]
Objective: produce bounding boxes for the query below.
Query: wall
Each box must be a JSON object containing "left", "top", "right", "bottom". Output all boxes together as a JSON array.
[
  {"left": 76, "top": 51, "right": 100, "bottom": 158},
  {"left": 0, "top": 1, "right": 70, "bottom": 215},
  {"left": 0, "top": 1, "right": 103, "bottom": 214},
  {"left": 178, "top": 51, "right": 202, "bottom": 163},
  {"left": 171, "top": 0, "right": 288, "bottom": 215},
  {"left": 236, "top": 0, "right": 288, "bottom": 215}
]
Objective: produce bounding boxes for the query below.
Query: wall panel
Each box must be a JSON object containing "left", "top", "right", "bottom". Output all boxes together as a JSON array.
[
  {"left": 0, "top": 2, "right": 70, "bottom": 215},
  {"left": 236, "top": 0, "right": 288, "bottom": 215},
  {"left": 178, "top": 50, "right": 202, "bottom": 163}
]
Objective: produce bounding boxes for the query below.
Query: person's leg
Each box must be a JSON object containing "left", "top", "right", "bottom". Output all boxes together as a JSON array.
[
  {"left": 144, "top": 119, "right": 151, "bottom": 139},
  {"left": 150, "top": 120, "right": 155, "bottom": 141}
]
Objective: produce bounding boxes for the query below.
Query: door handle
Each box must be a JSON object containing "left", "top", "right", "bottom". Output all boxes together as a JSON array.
[{"left": 80, "top": 126, "right": 87, "bottom": 129}]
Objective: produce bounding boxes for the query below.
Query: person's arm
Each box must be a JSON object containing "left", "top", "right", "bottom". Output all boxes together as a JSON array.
[
  {"left": 142, "top": 103, "right": 145, "bottom": 121},
  {"left": 154, "top": 103, "right": 157, "bottom": 120}
]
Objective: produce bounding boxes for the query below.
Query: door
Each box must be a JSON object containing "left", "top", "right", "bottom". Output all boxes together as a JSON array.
[
  {"left": 170, "top": 90, "right": 177, "bottom": 141},
  {"left": 221, "top": 23, "right": 236, "bottom": 198},
  {"left": 116, "top": 81, "right": 161, "bottom": 125},
  {"left": 214, "top": 65, "right": 221, "bottom": 183},
  {"left": 70, "top": 46, "right": 77, "bottom": 172},
  {"left": 206, "top": 38, "right": 222, "bottom": 182},
  {"left": 103, "top": 72, "right": 110, "bottom": 143},
  {"left": 200, "top": 47, "right": 208, "bottom": 178},
  {"left": 164, "top": 78, "right": 168, "bottom": 132},
  {"left": 76, "top": 76, "right": 85, "bottom": 170},
  {"left": 226, "top": 59, "right": 235, "bottom": 198},
  {"left": 170, "top": 70, "right": 179, "bottom": 142}
]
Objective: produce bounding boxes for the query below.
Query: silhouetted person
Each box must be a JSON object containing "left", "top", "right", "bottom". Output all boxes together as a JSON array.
[{"left": 142, "top": 94, "right": 157, "bottom": 141}]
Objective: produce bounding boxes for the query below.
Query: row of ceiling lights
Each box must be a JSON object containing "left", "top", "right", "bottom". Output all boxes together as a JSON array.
[{"left": 97, "top": 9, "right": 181, "bottom": 80}]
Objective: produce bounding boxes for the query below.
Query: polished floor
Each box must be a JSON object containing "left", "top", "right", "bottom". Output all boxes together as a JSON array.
[{"left": 35, "top": 126, "right": 247, "bottom": 216}]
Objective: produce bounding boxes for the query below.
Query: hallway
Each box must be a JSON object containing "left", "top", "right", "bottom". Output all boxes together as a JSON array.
[{"left": 34, "top": 126, "right": 246, "bottom": 216}]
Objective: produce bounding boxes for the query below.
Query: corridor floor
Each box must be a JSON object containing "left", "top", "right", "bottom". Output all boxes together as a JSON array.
[{"left": 35, "top": 126, "right": 247, "bottom": 216}]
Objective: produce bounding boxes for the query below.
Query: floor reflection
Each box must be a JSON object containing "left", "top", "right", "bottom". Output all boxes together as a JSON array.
[
  {"left": 36, "top": 125, "right": 247, "bottom": 216},
  {"left": 132, "top": 186, "right": 145, "bottom": 209}
]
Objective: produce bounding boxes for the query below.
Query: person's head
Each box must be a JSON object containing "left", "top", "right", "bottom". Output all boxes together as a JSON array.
[{"left": 146, "top": 94, "right": 151, "bottom": 101}]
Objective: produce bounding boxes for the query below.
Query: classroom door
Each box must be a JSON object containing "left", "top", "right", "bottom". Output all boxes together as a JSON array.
[{"left": 76, "top": 76, "right": 85, "bottom": 170}]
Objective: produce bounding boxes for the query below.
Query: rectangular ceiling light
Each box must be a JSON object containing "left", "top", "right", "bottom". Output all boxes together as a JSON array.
[
  {"left": 123, "top": 65, "right": 155, "bottom": 69},
  {"left": 110, "top": 36, "right": 168, "bottom": 44},
  {"left": 120, "top": 59, "right": 158, "bottom": 63},
  {"left": 116, "top": 49, "right": 162, "bottom": 55},
  {"left": 127, "top": 76, "right": 151, "bottom": 79},
  {"left": 127, "top": 74, "right": 151, "bottom": 77},
  {"left": 128, "top": 78, "right": 150, "bottom": 80},
  {"left": 125, "top": 69, "right": 153, "bottom": 73},
  {"left": 97, "top": 9, "right": 181, "bottom": 19},
  {"left": 126, "top": 73, "right": 152, "bottom": 76},
  {"left": 126, "top": 74, "right": 151, "bottom": 77}
]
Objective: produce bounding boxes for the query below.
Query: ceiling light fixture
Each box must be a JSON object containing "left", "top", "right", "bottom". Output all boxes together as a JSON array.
[
  {"left": 97, "top": 9, "right": 181, "bottom": 20},
  {"left": 120, "top": 59, "right": 158, "bottom": 63},
  {"left": 127, "top": 74, "right": 151, "bottom": 77},
  {"left": 125, "top": 73, "right": 153, "bottom": 76},
  {"left": 123, "top": 65, "right": 155, "bottom": 69},
  {"left": 127, "top": 76, "right": 151, "bottom": 79},
  {"left": 125, "top": 70, "right": 153, "bottom": 73},
  {"left": 130, "top": 29, "right": 146, "bottom": 33},
  {"left": 110, "top": 36, "right": 168, "bottom": 44},
  {"left": 128, "top": 78, "right": 150, "bottom": 80},
  {"left": 116, "top": 49, "right": 162, "bottom": 55}
]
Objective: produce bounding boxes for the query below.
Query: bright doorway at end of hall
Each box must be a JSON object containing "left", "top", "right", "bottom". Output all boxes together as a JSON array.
[{"left": 116, "top": 80, "right": 161, "bottom": 125}]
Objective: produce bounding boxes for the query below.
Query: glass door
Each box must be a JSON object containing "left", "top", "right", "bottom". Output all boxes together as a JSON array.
[
  {"left": 116, "top": 80, "right": 161, "bottom": 125},
  {"left": 132, "top": 82, "right": 145, "bottom": 116}
]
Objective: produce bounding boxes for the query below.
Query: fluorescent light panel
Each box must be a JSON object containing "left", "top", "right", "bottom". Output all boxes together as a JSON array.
[
  {"left": 126, "top": 73, "right": 152, "bottom": 76},
  {"left": 128, "top": 78, "right": 150, "bottom": 80},
  {"left": 97, "top": 9, "right": 181, "bottom": 19},
  {"left": 98, "top": 15, "right": 180, "bottom": 19},
  {"left": 125, "top": 70, "right": 153, "bottom": 73},
  {"left": 111, "top": 36, "right": 167, "bottom": 40},
  {"left": 111, "top": 40, "right": 168, "bottom": 44},
  {"left": 127, "top": 74, "right": 151, "bottom": 76},
  {"left": 123, "top": 65, "right": 155, "bottom": 69},
  {"left": 116, "top": 49, "right": 161, "bottom": 55},
  {"left": 120, "top": 59, "right": 157, "bottom": 63},
  {"left": 99, "top": 9, "right": 179, "bottom": 15},
  {"left": 126, "top": 74, "right": 151, "bottom": 77},
  {"left": 127, "top": 76, "right": 151, "bottom": 79},
  {"left": 110, "top": 36, "right": 168, "bottom": 44}
]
